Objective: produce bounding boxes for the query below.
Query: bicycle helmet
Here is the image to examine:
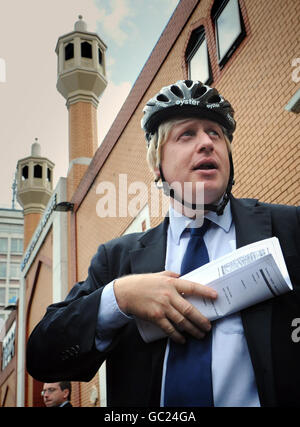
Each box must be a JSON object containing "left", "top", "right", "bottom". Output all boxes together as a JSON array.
[
  {"left": 141, "top": 80, "right": 236, "bottom": 215},
  {"left": 141, "top": 79, "right": 236, "bottom": 145}
]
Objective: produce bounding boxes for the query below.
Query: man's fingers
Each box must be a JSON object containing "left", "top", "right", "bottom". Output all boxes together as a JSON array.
[
  {"left": 175, "top": 278, "right": 218, "bottom": 299},
  {"left": 160, "top": 270, "right": 180, "bottom": 278},
  {"left": 158, "top": 275, "right": 215, "bottom": 340},
  {"left": 158, "top": 317, "right": 186, "bottom": 344},
  {"left": 158, "top": 304, "right": 208, "bottom": 343},
  {"left": 170, "top": 279, "right": 215, "bottom": 334},
  {"left": 166, "top": 305, "right": 207, "bottom": 340},
  {"left": 175, "top": 298, "right": 211, "bottom": 333}
]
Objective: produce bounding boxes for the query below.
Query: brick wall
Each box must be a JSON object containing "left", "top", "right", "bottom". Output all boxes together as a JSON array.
[
  {"left": 67, "top": 101, "right": 99, "bottom": 200},
  {"left": 23, "top": 213, "right": 42, "bottom": 251},
  {"left": 68, "top": 102, "right": 98, "bottom": 161}
]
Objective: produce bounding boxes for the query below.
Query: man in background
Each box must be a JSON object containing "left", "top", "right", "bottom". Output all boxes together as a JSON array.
[{"left": 42, "top": 381, "right": 72, "bottom": 407}]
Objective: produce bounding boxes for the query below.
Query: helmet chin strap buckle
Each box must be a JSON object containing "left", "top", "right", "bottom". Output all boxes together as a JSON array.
[{"left": 154, "top": 176, "right": 164, "bottom": 190}]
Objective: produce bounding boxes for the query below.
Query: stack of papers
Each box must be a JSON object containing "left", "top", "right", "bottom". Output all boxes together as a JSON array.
[{"left": 136, "top": 237, "right": 292, "bottom": 343}]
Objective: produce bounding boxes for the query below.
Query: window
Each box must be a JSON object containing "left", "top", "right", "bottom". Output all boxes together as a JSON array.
[
  {"left": 11, "top": 238, "right": 23, "bottom": 253},
  {"left": 34, "top": 164, "right": 42, "bottom": 178},
  {"left": 8, "top": 288, "right": 19, "bottom": 304},
  {"left": 22, "top": 165, "right": 28, "bottom": 180},
  {"left": 212, "top": 0, "right": 246, "bottom": 67},
  {"left": 98, "top": 48, "right": 103, "bottom": 65},
  {"left": 0, "top": 263, "right": 6, "bottom": 278},
  {"left": 65, "top": 43, "right": 74, "bottom": 61},
  {"left": 81, "top": 41, "right": 92, "bottom": 59},
  {"left": 0, "top": 238, "right": 8, "bottom": 254},
  {"left": 9, "top": 264, "right": 20, "bottom": 279},
  {"left": 47, "top": 167, "right": 51, "bottom": 182},
  {"left": 186, "top": 27, "right": 212, "bottom": 85},
  {"left": 0, "top": 288, "right": 5, "bottom": 305}
]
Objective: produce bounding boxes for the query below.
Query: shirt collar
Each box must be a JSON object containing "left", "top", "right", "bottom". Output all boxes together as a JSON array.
[
  {"left": 168, "top": 200, "right": 232, "bottom": 245},
  {"left": 59, "top": 401, "right": 70, "bottom": 407}
]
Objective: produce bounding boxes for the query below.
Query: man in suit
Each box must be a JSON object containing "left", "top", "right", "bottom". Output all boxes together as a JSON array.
[
  {"left": 27, "top": 80, "right": 300, "bottom": 407},
  {"left": 42, "top": 381, "right": 72, "bottom": 407}
]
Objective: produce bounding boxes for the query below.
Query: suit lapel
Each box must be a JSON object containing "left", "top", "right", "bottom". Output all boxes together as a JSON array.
[
  {"left": 129, "top": 217, "right": 169, "bottom": 274},
  {"left": 230, "top": 196, "right": 272, "bottom": 247},
  {"left": 231, "top": 197, "right": 277, "bottom": 406}
]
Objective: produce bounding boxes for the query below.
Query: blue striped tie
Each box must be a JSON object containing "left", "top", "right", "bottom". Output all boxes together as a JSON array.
[{"left": 164, "top": 219, "right": 213, "bottom": 406}]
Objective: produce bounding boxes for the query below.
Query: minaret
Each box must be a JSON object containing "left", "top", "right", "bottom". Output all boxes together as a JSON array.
[
  {"left": 16, "top": 138, "right": 54, "bottom": 250},
  {"left": 55, "top": 15, "right": 107, "bottom": 199}
]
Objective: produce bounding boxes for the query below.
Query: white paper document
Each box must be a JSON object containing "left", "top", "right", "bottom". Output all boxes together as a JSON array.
[{"left": 136, "top": 237, "right": 293, "bottom": 343}]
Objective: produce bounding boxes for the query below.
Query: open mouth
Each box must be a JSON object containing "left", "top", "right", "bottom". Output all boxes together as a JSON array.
[{"left": 193, "top": 160, "right": 218, "bottom": 171}]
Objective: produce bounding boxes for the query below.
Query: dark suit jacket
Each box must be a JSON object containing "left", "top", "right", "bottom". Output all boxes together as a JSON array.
[
  {"left": 26, "top": 197, "right": 300, "bottom": 407},
  {"left": 58, "top": 401, "right": 73, "bottom": 407}
]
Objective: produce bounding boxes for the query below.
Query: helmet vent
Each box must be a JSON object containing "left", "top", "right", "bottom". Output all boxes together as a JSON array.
[
  {"left": 208, "top": 95, "right": 221, "bottom": 103},
  {"left": 193, "top": 85, "right": 207, "bottom": 99},
  {"left": 184, "top": 80, "right": 193, "bottom": 88},
  {"left": 156, "top": 94, "right": 169, "bottom": 103},
  {"left": 170, "top": 85, "right": 184, "bottom": 98}
]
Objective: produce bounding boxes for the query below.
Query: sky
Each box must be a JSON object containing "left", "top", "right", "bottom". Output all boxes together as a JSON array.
[{"left": 0, "top": 0, "right": 179, "bottom": 209}]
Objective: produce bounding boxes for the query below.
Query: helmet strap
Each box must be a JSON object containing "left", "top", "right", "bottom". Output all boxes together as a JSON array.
[{"left": 156, "top": 154, "right": 234, "bottom": 216}]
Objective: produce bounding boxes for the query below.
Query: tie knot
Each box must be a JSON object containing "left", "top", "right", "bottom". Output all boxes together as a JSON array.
[{"left": 190, "top": 218, "right": 211, "bottom": 237}]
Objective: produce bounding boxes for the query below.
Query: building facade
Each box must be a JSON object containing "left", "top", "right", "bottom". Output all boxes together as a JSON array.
[
  {"left": 0, "top": 208, "right": 23, "bottom": 406},
  {"left": 4, "top": 0, "right": 299, "bottom": 407},
  {"left": 0, "top": 208, "right": 23, "bottom": 320}
]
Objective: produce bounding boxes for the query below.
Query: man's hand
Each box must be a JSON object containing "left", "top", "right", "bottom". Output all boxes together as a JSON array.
[{"left": 114, "top": 271, "right": 217, "bottom": 344}]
